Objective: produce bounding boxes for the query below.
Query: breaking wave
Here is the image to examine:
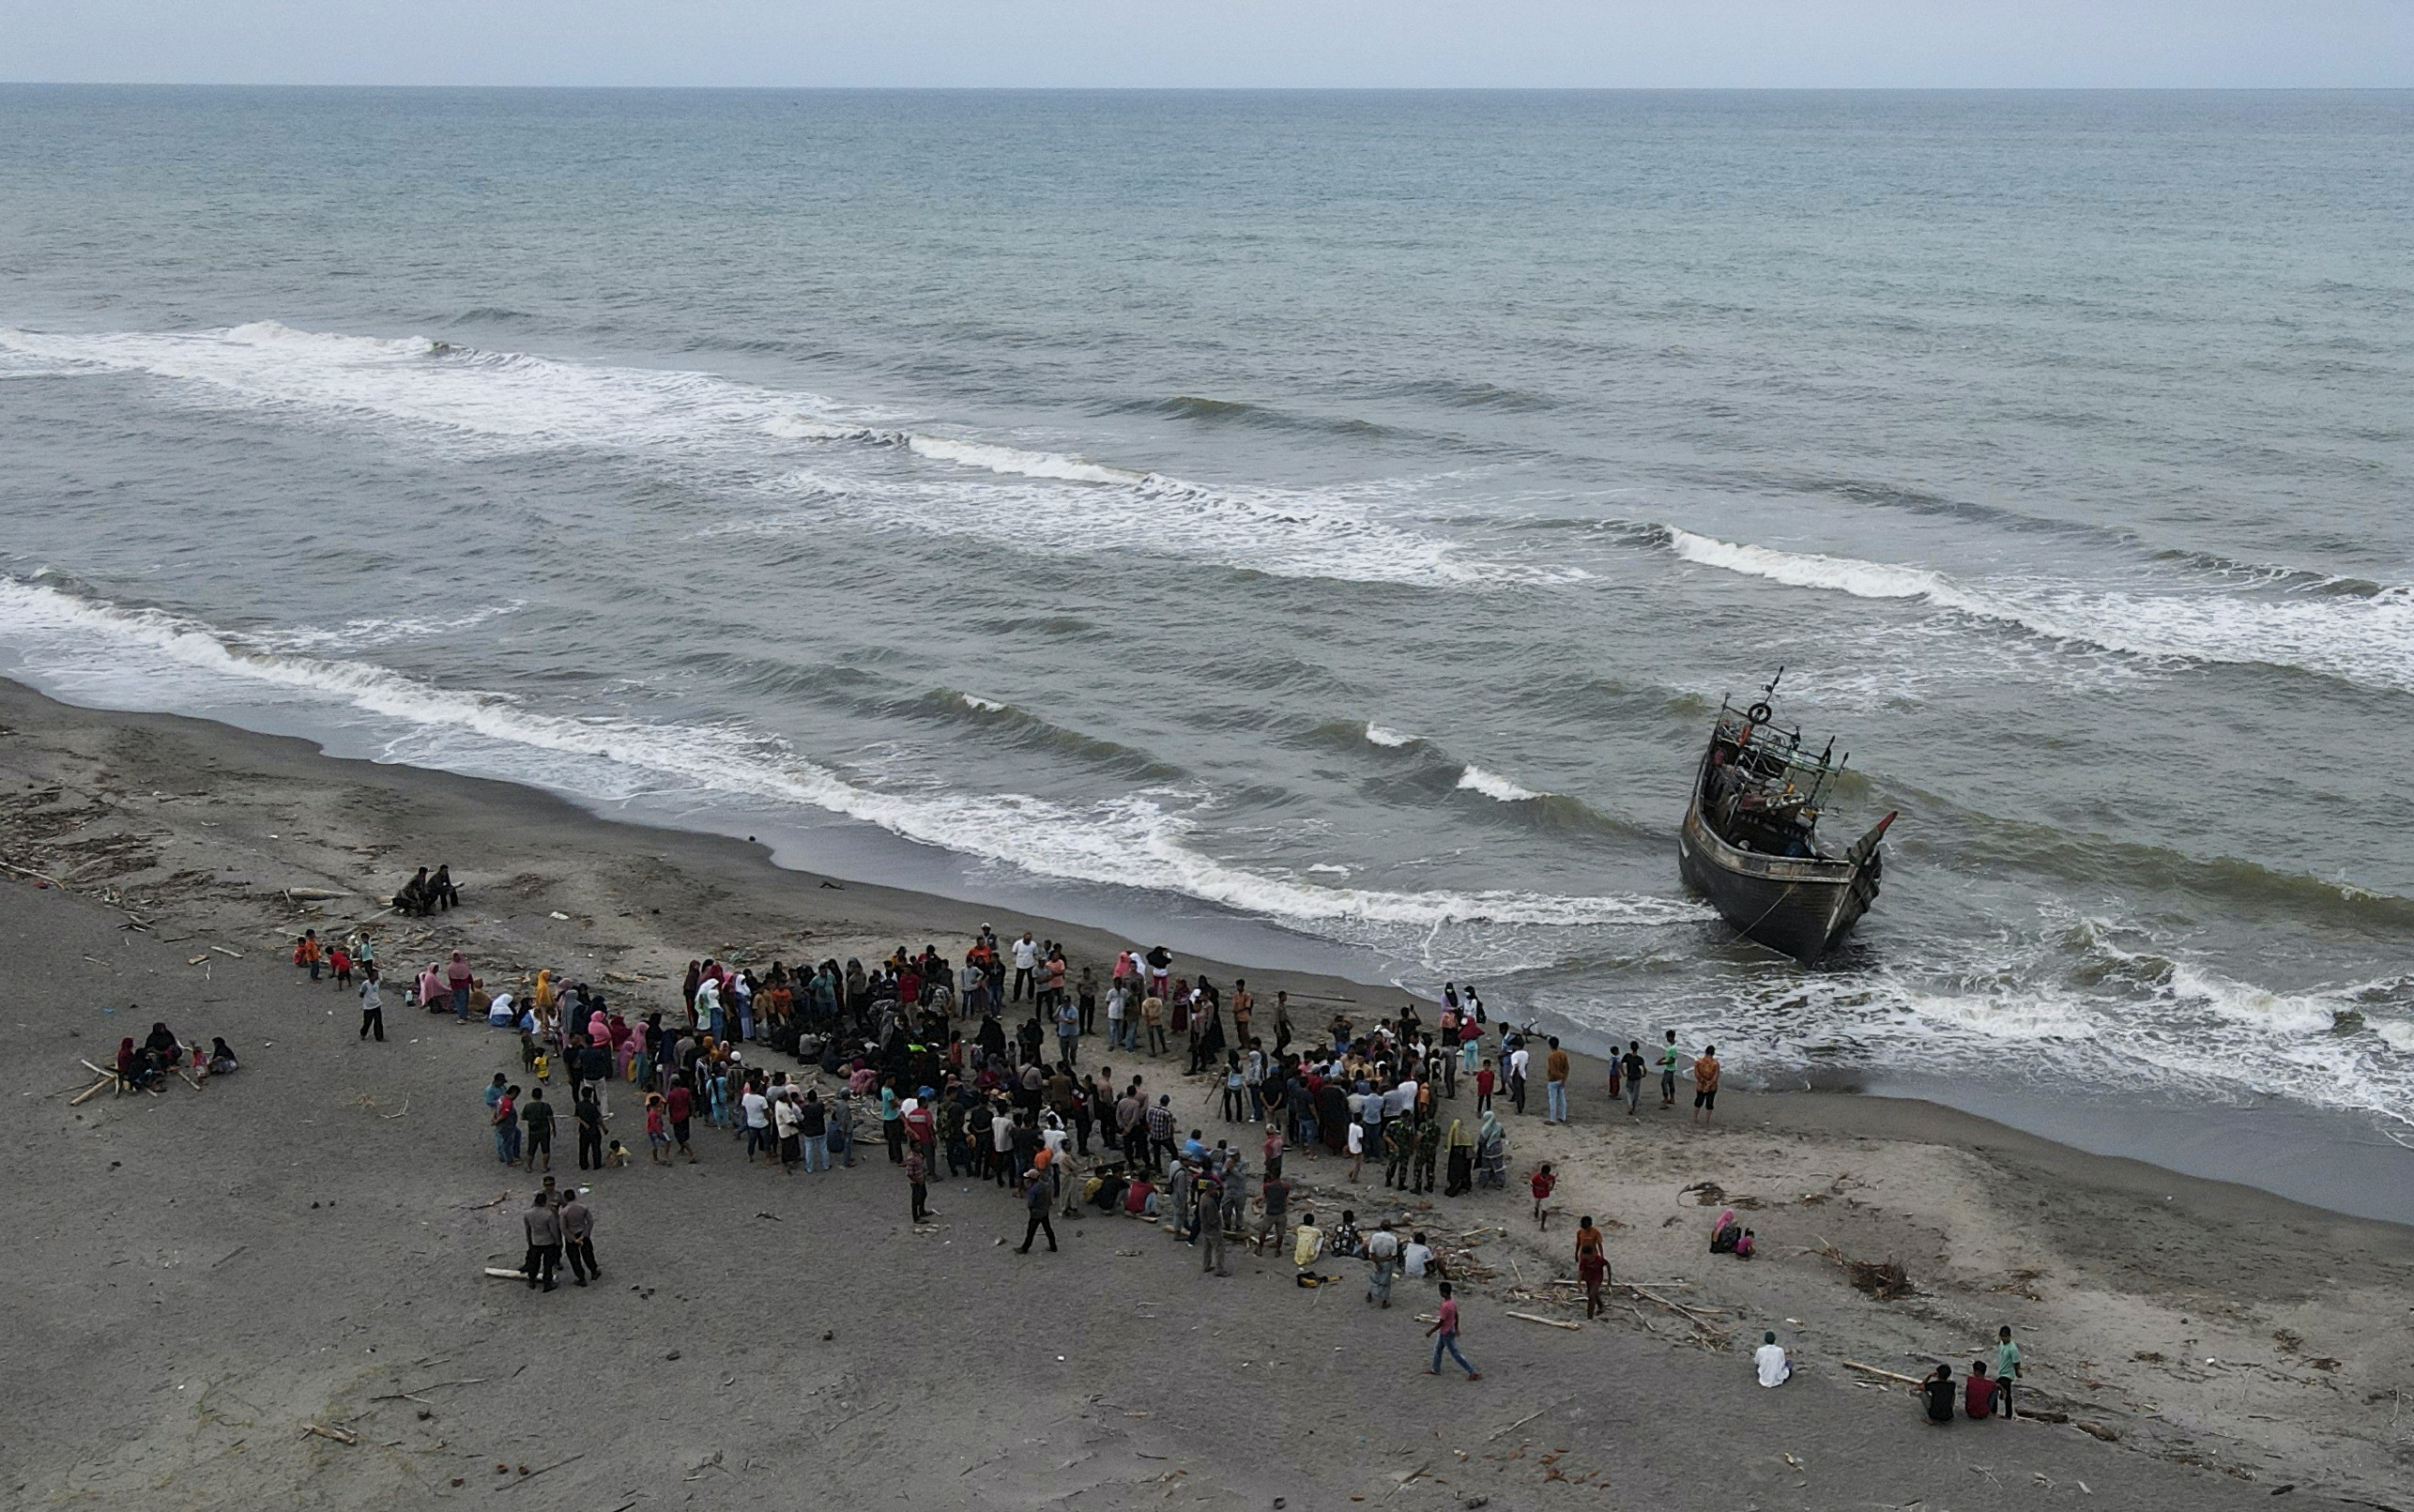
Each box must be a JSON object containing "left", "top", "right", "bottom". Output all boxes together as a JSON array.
[
  {"left": 0, "top": 573, "right": 1702, "bottom": 936},
  {"left": 1656, "top": 526, "right": 2414, "bottom": 694}
]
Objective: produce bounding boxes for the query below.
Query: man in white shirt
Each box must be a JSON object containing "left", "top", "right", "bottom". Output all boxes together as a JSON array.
[
  {"left": 1012, "top": 933, "right": 1039, "bottom": 1003},
  {"left": 1755, "top": 1332, "right": 1792, "bottom": 1387},
  {"left": 741, "top": 1086, "right": 772, "bottom": 1164},
  {"left": 1106, "top": 985, "right": 1128, "bottom": 1050},
  {"left": 1400, "top": 1230, "right": 1435, "bottom": 1280},
  {"left": 1506, "top": 1043, "right": 1531, "bottom": 1116},
  {"left": 772, "top": 1089, "right": 802, "bottom": 1173}
]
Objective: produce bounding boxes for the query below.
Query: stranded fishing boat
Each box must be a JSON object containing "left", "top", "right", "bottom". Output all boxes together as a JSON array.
[{"left": 1677, "top": 672, "right": 1894, "bottom": 963}]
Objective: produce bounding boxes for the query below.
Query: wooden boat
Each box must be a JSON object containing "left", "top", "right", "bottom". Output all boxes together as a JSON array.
[{"left": 1676, "top": 672, "right": 1894, "bottom": 963}]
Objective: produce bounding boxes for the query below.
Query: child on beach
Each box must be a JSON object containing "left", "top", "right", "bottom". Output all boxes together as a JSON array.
[
  {"left": 1474, "top": 1060, "right": 1495, "bottom": 1114},
  {"left": 1530, "top": 1162, "right": 1555, "bottom": 1229},
  {"left": 645, "top": 1092, "right": 669, "bottom": 1164}
]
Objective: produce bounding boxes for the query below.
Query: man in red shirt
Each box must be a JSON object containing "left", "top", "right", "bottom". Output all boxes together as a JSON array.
[
  {"left": 665, "top": 1081, "right": 696, "bottom": 1162},
  {"left": 1423, "top": 1282, "right": 1480, "bottom": 1380}
]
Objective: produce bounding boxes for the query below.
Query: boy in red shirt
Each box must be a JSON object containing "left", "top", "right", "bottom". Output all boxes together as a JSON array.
[
  {"left": 1530, "top": 1162, "right": 1556, "bottom": 1229},
  {"left": 1474, "top": 1061, "right": 1496, "bottom": 1114}
]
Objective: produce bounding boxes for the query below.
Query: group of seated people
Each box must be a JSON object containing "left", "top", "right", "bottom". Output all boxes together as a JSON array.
[
  {"left": 390, "top": 865, "right": 461, "bottom": 918},
  {"left": 115, "top": 1020, "right": 237, "bottom": 1091}
]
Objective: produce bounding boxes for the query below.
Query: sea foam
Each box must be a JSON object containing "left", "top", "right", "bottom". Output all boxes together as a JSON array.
[
  {"left": 1661, "top": 527, "right": 2414, "bottom": 694},
  {"left": 0, "top": 574, "right": 1701, "bottom": 936}
]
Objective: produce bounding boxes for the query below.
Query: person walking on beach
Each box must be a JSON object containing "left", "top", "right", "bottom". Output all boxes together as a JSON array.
[
  {"left": 666, "top": 1080, "right": 696, "bottom": 1163},
  {"left": 1691, "top": 1045, "right": 1721, "bottom": 1124},
  {"left": 645, "top": 1092, "right": 670, "bottom": 1165},
  {"left": 559, "top": 1189, "right": 599, "bottom": 1286},
  {"left": 1544, "top": 1036, "right": 1570, "bottom": 1123},
  {"left": 1506, "top": 1038, "right": 1529, "bottom": 1115},
  {"left": 1577, "top": 1221, "right": 1609, "bottom": 1319},
  {"left": 521, "top": 1191, "right": 561, "bottom": 1292},
  {"left": 356, "top": 965, "right": 385, "bottom": 1042},
  {"left": 1530, "top": 1162, "right": 1555, "bottom": 1229},
  {"left": 1424, "top": 1282, "right": 1479, "bottom": 1380},
  {"left": 1016, "top": 1167, "right": 1058, "bottom": 1253}
]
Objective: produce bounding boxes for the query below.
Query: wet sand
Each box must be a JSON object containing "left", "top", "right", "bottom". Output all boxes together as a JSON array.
[{"left": 4, "top": 677, "right": 2409, "bottom": 1511}]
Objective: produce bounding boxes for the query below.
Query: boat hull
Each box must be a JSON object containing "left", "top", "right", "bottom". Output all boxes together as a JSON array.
[{"left": 1677, "top": 804, "right": 1879, "bottom": 964}]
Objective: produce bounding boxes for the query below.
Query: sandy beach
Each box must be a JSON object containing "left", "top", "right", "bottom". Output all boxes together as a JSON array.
[{"left": 6, "top": 676, "right": 2410, "bottom": 1512}]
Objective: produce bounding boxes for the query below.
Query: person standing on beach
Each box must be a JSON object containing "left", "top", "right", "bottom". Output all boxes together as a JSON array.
[
  {"left": 574, "top": 1088, "right": 606, "bottom": 1170},
  {"left": 1543, "top": 1036, "right": 1570, "bottom": 1123},
  {"left": 1658, "top": 1031, "right": 1681, "bottom": 1108},
  {"left": 905, "top": 1143, "right": 931, "bottom": 1223},
  {"left": 1506, "top": 1039, "right": 1530, "bottom": 1116},
  {"left": 521, "top": 1191, "right": 561, "bottom": 1291},
  {"left": 1691, "top": 1046, "right": 1721, "bottom": 1124},
  {"left": 493, "top": 1082, "right": 522, "bottom": 1166},
  {"left": 1012, "top": 932, "right": 1038, "bottom": 1003},
  {"left": 1575, "top": 1215, "right": 1609, "bottom": 1318},
  {"left": 356, "top": 966, "right": 385, "bottom": 1042},
  {"left": 1365, "top": 1219, "right": 1400, "bottom": 1307},
  {"left": 1995, "top": 1325, "right": 2022, "bottom": 1417},
  {"left": 448, "top": 952, "right": 475, "bottom": 1023},
  {"left": 559, "top": 1190, "right": 598, "bottom": 1286},
  {"left": 1621, "top": 1042, "right": 1646, "bottom": 1117},
  {"left": 1424, "top": 1282, "right": 1479, "bottom": 1380},
  {"left": 522, "top": 1086, "right": 556, "bottom": 1171}
]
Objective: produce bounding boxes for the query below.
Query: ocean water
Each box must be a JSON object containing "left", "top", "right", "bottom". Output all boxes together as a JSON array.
[{"left": 5, "top": 87, "right": 2411, "bottom": 1148}]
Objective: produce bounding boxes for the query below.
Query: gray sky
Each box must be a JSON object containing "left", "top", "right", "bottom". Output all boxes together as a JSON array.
[{"left": 3, "top": 0, "right": 2408, "bottom": 87}]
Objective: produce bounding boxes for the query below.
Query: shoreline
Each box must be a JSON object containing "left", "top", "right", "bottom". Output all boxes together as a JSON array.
[
  {"left": 7, "top": 673, "right": 2412, "bottom": 1507},
  {"left": 4, "top": 670, "right": 2406, "bottom": 1226}
]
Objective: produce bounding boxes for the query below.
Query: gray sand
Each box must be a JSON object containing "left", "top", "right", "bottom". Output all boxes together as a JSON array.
[{"left": 4, "top": 679, "right": 2408, "bottom": 1510}]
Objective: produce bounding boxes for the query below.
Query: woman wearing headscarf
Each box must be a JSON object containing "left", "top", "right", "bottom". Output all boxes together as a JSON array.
[
  {"left": 1316, "top": 1078, "right": 1352, "bottom": 1155},
  {"left": 1444, "top": 1117, "right": 1474, "bottom": 1196},
  {"left": 1474, "top": 1108, "right": 1509, "bottom": 1189},
  {"left": 693, "top": 978, "right": 724, "bottom": 1042},
  {"left": 207, "top": 1037, "right": 238, "bottom": 1075}
]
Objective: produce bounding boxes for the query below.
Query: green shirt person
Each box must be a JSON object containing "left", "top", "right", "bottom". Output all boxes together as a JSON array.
[{"left": 1994, "top": 1326, "right": 2023, "bottom": 1417}]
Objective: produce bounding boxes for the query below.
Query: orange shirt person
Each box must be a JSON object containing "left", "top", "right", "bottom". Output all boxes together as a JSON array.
[{"left": 1691, "top": 1045, "right": 1722, "bottom": 1123}]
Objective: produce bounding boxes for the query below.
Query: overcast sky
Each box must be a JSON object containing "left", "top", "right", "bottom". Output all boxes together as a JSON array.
[{"left": 2, "top": 0, "right": 2408, "bottom": 88}]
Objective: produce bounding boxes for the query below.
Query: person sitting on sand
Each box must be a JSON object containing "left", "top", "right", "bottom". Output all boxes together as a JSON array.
[
  {"left": 1756, "top": 1332, "right": 1793, "bottom": 1386},
  {"left": 144, "top": 1020, "right": 183, "bottom": 1070},
  {"left": 1291, "top": 1210, "right": 1323, "bottom": 1276},
  {"left": 429, "top": 864, "right": 460, "bottom": 910},
  {"left": 1964, "top": 1360, "right": 1997, "bottom": 1418},
  {"left": 115, "top": 1036, "right": 152, "bottom": 1092},
  {"left": 206, "top": 1037, "right": 238, "bottom": 1076},
  {"left": 1917, "top": 1364, "right": 1956, "bottom": 1424}
]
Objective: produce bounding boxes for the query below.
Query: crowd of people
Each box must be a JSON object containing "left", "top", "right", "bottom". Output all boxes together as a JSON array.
[
  {"left": 407, "top": 925, "right": 1707, "bottom": 1319},
  {"left": 290, "top": 914, "right": 2027, "bottom": 1410}
]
